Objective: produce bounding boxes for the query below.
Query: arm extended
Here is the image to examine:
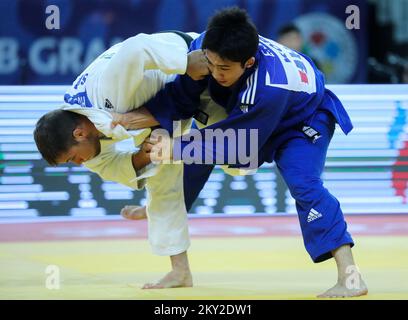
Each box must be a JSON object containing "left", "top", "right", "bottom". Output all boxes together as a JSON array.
[{"left": 110, "top": 106, "right": 159, "bottom": 130}]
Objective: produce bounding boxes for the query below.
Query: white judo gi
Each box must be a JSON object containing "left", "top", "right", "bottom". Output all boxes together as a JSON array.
[
  {"left": 61, "top": 32, "right": 198, "bottom": 256},
  {"left": 60, "top": 31, "right": 246, "bottom": 256}
]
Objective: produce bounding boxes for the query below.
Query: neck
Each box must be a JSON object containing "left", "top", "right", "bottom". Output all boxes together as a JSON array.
[{"left": 82, "top": 117, "right": 103, "bottom": 138}]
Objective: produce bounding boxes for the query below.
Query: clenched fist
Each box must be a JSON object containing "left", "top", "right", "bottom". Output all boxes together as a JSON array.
[
  {"left": 186, "top": 49, "right": 210, "bottom": 80},
  {"left": 148, "top": 129, "right": 173, "bottom": 164}
]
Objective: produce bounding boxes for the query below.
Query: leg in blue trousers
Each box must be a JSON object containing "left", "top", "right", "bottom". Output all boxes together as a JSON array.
[{"left": 274, "top": 110, "right": 367, "bottom": 297}]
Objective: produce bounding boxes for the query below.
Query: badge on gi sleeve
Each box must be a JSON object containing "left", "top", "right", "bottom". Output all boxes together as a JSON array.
[
  {"left": 239, "top": 104, "right": 249, "bottom": 113},
  {"left": 193, "top": 109, "right": 209, "bottom": 125},
  {"left": 302, "top": 126, "right": 322, "bottom": 143}
]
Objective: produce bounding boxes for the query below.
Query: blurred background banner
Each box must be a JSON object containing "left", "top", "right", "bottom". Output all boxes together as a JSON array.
[
  {"left": 1, "top": 84, "right": 408, "bottom": 220},
  {"left": 0, "top": 0, "right": 408, "bottom": 220},
  {"left": 0, "top": 0, "right": 369, "bottom": 85}
]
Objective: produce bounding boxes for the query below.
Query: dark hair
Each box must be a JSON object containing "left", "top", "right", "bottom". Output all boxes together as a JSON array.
[
  {"left": 34, "top": 109, "right": 83, "bottom": 166},
  {"left": 202, "top": 7, "right": 259, "bottom": 66},
  {"left": 277, "top": 23, "right": 301, "bottom": 37}
]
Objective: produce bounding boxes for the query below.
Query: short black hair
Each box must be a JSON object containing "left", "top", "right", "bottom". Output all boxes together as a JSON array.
[
  {"left": 277, "top": 23, "right": 301, "bottom": 37},
  {"left": 202, "top": 7, "right": 259, "bottom": 66},
  {"left": 34, "top": 109, "right": 83, "bottom": 166}
]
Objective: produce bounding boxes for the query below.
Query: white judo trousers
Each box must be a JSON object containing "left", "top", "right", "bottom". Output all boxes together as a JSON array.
[{"left": 65, "top": 105, "right": 193, "bottom": 256}]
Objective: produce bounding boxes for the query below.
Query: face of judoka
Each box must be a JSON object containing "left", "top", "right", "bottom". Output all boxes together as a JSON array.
[
  {"left": 204, "top": 49, "right": 255, "bottom": 87},
  {"left": 56, "top": 119, "right": 101, "bottom": 166}
]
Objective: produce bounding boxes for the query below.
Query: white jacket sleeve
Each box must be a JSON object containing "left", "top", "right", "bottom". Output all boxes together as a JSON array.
[{"left": 99, "top": 32, "right": 189, "bottom": 110}]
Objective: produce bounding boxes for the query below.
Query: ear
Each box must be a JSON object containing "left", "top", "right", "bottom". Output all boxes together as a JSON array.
[
  {"left": 72, "top": 126, "right": 86, "bottom": 142},
  {"left": 244, "top": 57, "right": 255, "bottom": 69}
]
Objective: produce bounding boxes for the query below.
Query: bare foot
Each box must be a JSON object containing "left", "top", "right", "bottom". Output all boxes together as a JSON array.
[
  {"left": 120, "top": 205, "right": 147, "bottom": 220},
  {"left": 317, "top": 280, "right": 368, "bottom": 298},
  {"left": 142, "top": 270, "right": 193, "bottom": 289}
]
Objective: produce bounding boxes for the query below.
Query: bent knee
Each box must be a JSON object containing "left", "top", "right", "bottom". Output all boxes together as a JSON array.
[{"left": 286, "top": 178, "right": 325, "bottom": 203}]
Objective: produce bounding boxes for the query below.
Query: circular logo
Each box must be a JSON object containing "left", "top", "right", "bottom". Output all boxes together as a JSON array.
[{"left": 295, "top": 13, "right": 358, "bottom": 83}]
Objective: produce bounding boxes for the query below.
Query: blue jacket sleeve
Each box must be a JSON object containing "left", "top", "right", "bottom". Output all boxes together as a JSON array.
[
  {"left": 173, "top": 87, "right": 290, "bottom": 169},
  {"left": 144, "top": 74, "right": 208, "bottom": 135}
]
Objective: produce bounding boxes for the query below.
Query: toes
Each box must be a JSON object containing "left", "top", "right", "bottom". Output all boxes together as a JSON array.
[
  {"left": 120, "top": 209, "right": 130, "bottom": 219},
  {"left": 317, "top": 291, "right": 340, "bottom": 298},
  {"left": 142, "top": 283, "right": 152, "bottom": 289},
  {"left": 142, "top": 283, "right": 165, "bottom": 289},
  {"left": 120, "top": 206, "right": 144, "bottom": 220}
]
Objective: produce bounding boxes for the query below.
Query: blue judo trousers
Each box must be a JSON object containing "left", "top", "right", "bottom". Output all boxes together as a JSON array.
[{"left": 182, "top": 109, "right": 354, "bottom": 263}]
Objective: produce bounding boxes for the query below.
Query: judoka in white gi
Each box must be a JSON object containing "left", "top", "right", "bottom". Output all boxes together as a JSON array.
[{"left": 34, "top": 31, "right": 219, "bottom": 289}]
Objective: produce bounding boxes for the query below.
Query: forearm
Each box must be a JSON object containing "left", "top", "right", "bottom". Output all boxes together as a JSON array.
[
  {"left": 114, "top": 107, "right": 159, "bottom": 130},
  {"left": 145, "top": 75, "right": 207, "bottom": 135}
]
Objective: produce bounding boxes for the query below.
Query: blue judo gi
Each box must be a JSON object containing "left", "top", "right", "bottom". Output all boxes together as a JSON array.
[{"left": 145, "top": 32, "right": 354, "bottom": 263}]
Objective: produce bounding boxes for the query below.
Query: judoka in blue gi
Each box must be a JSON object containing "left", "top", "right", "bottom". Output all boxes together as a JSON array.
[{"left": 141, "top": 7, "right": 368, "bottom": 298}]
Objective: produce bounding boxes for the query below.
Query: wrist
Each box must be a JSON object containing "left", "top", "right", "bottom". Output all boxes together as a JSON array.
[
  {"left": 119, "top": 114, "right": 128, "bottom": 129},
  {"left": 132, "top": 150, "right": 151, "bottom": 171}
]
